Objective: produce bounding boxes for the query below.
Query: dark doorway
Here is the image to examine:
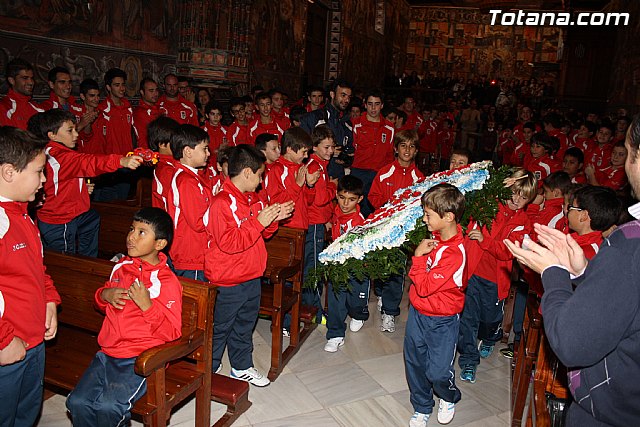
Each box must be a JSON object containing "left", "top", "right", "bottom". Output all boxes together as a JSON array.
[{"left": 304, "top": 1, "right": 328, "bottom": 92}]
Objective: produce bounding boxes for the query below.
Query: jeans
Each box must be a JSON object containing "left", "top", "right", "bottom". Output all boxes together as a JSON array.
[
  {"left": 38, "top": 209, "right": 101, "bottom": 257},
  {"left": 66, "top": 351, "right": 146, "bottom": 427},
  {"left": 0, "top": 343, "right": 45, "bottom": 427}
]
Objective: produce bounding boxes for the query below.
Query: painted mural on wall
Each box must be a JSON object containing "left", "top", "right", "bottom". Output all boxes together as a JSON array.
[
  {"left": 408, "top": 7, "right": 561, "bottom": 80},
  {"left": 0, "top": 0, "right": 177, "bottom": 54},
  {"left": 249, "top": 0, "right": 308, "bottom": 97}
]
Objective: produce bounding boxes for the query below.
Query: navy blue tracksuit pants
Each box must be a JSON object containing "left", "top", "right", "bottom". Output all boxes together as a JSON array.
[
  {"left": 375, "top": 272, "right": 405, "bottom": 316},
  {"left": 211, "top": 278, "right": 261, "bottom": 371},
  {"left": 326, "top": 277, "right": 370, "bottom": 339},
  {"left": 302, "top": 223, "right": 326, "bottom": 323},
  {"left": 457, "top": 275, "right": 505, "bottom": 368},
  {"left": 404, "top": 306, "right": 462, "bottom": 414}
]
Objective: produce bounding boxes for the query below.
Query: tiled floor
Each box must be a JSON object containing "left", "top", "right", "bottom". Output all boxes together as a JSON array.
[{"left": 39, "top": 288, "right": 511, "bottom": 426}]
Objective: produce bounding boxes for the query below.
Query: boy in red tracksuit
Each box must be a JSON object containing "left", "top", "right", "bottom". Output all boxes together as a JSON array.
[
  {"left": 525, "top": 132, "right": 561, "bottom": 183},
  {"left": 227, "top": 98, "right": 250, "bottom": 146},
  {"left": 584, "top": 123, "right": 615, "bottom": 169},
  {"left": 563, "top": 147, "right": 587, "bottom": 184},
  {"left": 75, "top": 79, "right": 101, "bottom": 154},
  {"left": 0, "top": 127, "right": 61, "bottom": 427},
  {"left": 458, "top": 168, "right": 537, "bottom": 383},
  {"left": 0, "top": 58, "right": 43, "bottom": 129},
  {"left": 303, "top": 126, "right": 338, "bottom": 325},
  {"left": 264, "top": 127, "right": 319, "bottom": 230},
  {"left": 132, "top": 78, "right": 162, "bottom": 149},
  {"left": 203, "top": 102, "right": 228, "bottom": 168},
  {"left": 27, "top": 110, "right": 142, "bottom": 257},
  {"left": 147, "top": 116, "right": 180, "bottom": 210},
  {"left": 205, "top": 145, "right": 294, "bottom": 387},
  {"left": 248, "top": 93, "right": 289, "bottom": 144},
  {"left": 585, "top": 140, "right": 628, "bottom": 192},
  {"left": 166, "top": 125, "right": 212, "bottom": 281},
  {"left": 508, "top": 122, "right": 535, "bottom": 167},
  {"left": 158, "top": 74, "right": 199, "bottom": 126},
  {"left": 526, "top": 171, "right": 571, "bottom": 236},
  {"left": 405, "top": 183, "right": 467, "bottom": 427},
  {"left": 324, "top": 175, "right": 369, "bottom": 352},
  {"left": 565, "top": 185, "right": 621, "bottom": 261},
  {"left": 369, "top": 130, "right": 424, "bottom": 333},
  {"left": 66, "top": 208, "right": 182, "bottom": 426}
]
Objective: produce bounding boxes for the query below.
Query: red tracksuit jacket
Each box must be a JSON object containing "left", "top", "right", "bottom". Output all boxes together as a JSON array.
[
  {"left": 331, "top": 204, "right": 365, "bottom": 241},
  {"left": 264, "top": 157, "right": 315, "bottom": 230},
  {"left": 166, "top": 163, "right": 211, "bottom": 271},
  {"left": 368, "top": 160, "right": 424, "bottom": 210},
  {"left": 409, "top": 225, "right": 466, "bottom": 316},
  {"left": 152, "top": 154, "right": 176, "bottom": 211},
  {"left": 38, "top": 142, "right": 123, "bottom": 224},
  {"left": 132, "top": 103, "right": 162, "bottom": 149},
  {"left": 585, "top": 143, "right": 613, "bottom": 168},
  {"left": 226, "top": 122, "right": 250, "bottom": 146},
  {"left": 204, "top": 178, "right": 277, "bottom": 286},
  {"left": 203, "top": 123, "right": 227, "bottom": 167},
  {"left": 39, "top": 93, "right": 84, "bottom": 122},
  {"left": 94, "top": 253, "right": 182, "bottom": 358},
  {"left": 525, "top": 154, "right": 561, "bottom": 182},
  {"left": 466, "top": 203, "right": 532, "bottom": 300},
  {"left": 525, "top": 197, "right": 565, "bottom": 236},
  {"left": 0, "top": 89, "right": 43, "bottom": 129},
  {"left": 158, "top": 95, "right": 198, "bottom": 126},
  {"left": 351, "top": 114, "right": 396, "bottom": 170},
  {"left": 571, "top": 231, "right": 603, "bottom": 260},
  {"left": 248, "top": 117, "right": 288, "bottom": 144},
  {"left": 595, "top": 165, "right": 627, "bottom": 191},
  {"left": 0, "top": 200, "right": 61, "bottom": 350},
  {"left": 91, "top": 96, "right": 134, "bottom": 155},
  {"left": 306, "top": 154, "right": 336, "bottom": 225}
]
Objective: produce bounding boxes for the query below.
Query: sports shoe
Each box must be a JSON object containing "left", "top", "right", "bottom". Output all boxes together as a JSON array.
[
  {"left": 214, "top": 363, "right": 222, "bottom": 374},
  {"left": 500, "top": 343, "right": 514, "bottom": 359},
  {"left": 349, "top": 318, "right": 365, "bottom": 332},
  {"left": 479, "top": 341, "right": 494, "bottom": 358},
  {"left": 324, "top": 337, "right": 345, "bottom": 352},
  {"left": 437, "top": 399, "right": 455, "bottom": 424},
  {"left": 230, "top": 367, "right": 270, "bottom": 387},
  {"left": 282, "top": 328, "right": 290, "bottom": 338},
  {"left": 377, "top": 296, "right": 383, "bottom": 312},
  {"left": 381, "top": 313, "right": 395, "bottom": 333},
  {"left": 409, "top": 411, "right": 429, "bottom": 427},
  {"left": 460, "top": 365, "right": 476, "bottom": 383}
]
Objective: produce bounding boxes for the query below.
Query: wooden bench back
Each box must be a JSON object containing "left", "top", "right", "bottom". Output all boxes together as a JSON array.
[
  {"left": 264, "top": 226, "right": 305, "bottom": 275},
  {"left": 44, "top": 251, "right": 207, "bottom": 359},
  {"left": 92, "top": 202, "right": 140, "bottom": 260}
]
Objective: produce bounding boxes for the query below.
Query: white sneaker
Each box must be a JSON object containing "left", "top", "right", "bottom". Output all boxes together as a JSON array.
[
  {"left": 214, "top": 363, "right": 222, "bottom": 374},
  {"left": 349, "top": 318, "right": 365, "bottom": 332},
  {"left": 409, "top": 411, "right": 429, "bottom": 427},
  {"left": 381, "top": 313, "right": 396, "bottom": 333},
  {"left": 324, "top": 337, "right": 345, "bottom": 352},
  {"left": 282, "top": 328, "right": 290, "bottom": 337},
  {"left": 377, "top": 296, "right": 383, "bottom": 312},
  {"left": 230, "top": 367, "right": 270, "bottom": 387},
  {"left": 437, "top": 399, "right": 455, "bottom": 424}
]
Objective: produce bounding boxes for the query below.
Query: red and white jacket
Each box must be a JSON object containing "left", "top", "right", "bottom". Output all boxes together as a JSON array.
[
  {"left": 205, "top": 178, "right": 277, "bottom": 286},
  {"left": 203, "top": 123, "right": 227, "bottom": 167},
  {"left": 404, "top": 111, "right": 424, "bottom": 131},
  {"left": 508, "top": 141, "right": 530, "bottom": 167},
  {"left": 571, "top": 231, "right": 602, "bottom": 261},
  {"left": 226, "top": 122, "right": 250, "bottom": 146},
  {"left": 513, "top": 122, "right": 541, "bottom": 143},
  {"left": 585, "top": 143, "right": 613, "bottom": 169},
  {"left": 368, "top": 160, "right": 424, "bottom": 210},
  {"left": 248, "top": 117, "right": 289, "bottom": 144},
  {"left": 525, "top": 197, "right": 565, "bottom": 238},
  {"left": 417, "top": 119, "right": 438, "bottom": 152},
  {"left": 466, "top": 203, "right": 532, "bottom": 300},
  {"left": 158, "top": 95, "right": 198, "bottom": 126},
  {"left": 594, "top": 165, "right": 627, "bottom": 191},
  {"left": 409, "top": 225, "right": 466, "bottom": 316},
  {"left": 133, "top": 103, "right": 163, "bottom": 149},
  {"left": 331, "top": 204, "right": 365, "bottom": 241},
  {"left": 548, "top": 128, "right": 569, "bottom": 160},
  {"left": 166, "top": 163, "right": 212, "bottom": 271},
  {"left": 351, "top": 114, "right": 395, "bottom": 170},
  {"left": 38, "top": 142, "right": 122, "bottom": 224},
  {"left": 39, "top": 93, "right": 84, "bottom": 122},
  {"left": 264, "top": 157, "right": 315, "bottom": 230},
  {"left": 0, "top": 89, "right": 43, "bottom": 129},
  {"left": 306, "top": 154, "right": 336, "bottom": 225},
  {"left": 152, "top": 154, "right": 177, "bottom": 210},
  {"left": 74, "top": 104, "right": 99, "bottom": 153},
  {"left": 0, "top": 199, "right": 61, "bottom": 350},
  {"left": 525, "top": 154, "right": 561, "bottom": 183},
  {"left": 94, "top": 253, "right": 182, "bottom": 358},
  {"left": 90, "top": 96, "right": 134, "bottom": 155}
]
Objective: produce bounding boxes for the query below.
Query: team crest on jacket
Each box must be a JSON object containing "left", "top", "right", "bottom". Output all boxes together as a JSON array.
[
  {"left": 181, "top": 111, "right": 186, "bottom": 120},
  {"left": 381, "top": 134, "right": 387, "bottom": 143},
  {"left": 127, "top": 114, "right": 132, "bottom": 124},
  {"left": 103, "top": 125, "right": 107, "bottom": 136}
]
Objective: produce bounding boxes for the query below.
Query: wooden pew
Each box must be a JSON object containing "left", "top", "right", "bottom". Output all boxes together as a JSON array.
[
  {"left": 261, "top": 226, "right": 316, "bottom": 381},
  {"left": 511, "top": 292, "right": 543, "bottom": 427},
  {"left": 42, "top": 251, "right": 246, "bottom": 427}
]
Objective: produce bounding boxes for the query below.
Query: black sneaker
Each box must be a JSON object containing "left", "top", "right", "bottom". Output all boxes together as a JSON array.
[{"left": 500, "top": 343, "right": 514, "bottom": 359}]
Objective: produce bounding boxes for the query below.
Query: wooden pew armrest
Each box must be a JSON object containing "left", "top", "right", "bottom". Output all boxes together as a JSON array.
[
  {"left": 269, "top": 261, "right": 301, "bottom": 285},
  {"left": 135, "top": 330, "right": 204, "bottom": 376}
]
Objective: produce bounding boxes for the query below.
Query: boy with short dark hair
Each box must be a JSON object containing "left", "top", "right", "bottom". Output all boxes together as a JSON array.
[
  {"left": 563, "top": 147, "right": 587, "bottom": 184},
  {"left": 167, "top": 124, "right": 212, "bottom": 280},
  {"left": 585, "top": 122, "right": 615, "bottom": 169},
  {"left": 406, "top": 183, "right": 467, "bottom": 427},
  {"left": 75, "top": 78, "right": 101, "bottom": 153},
  {"left": 66, "top": 207, "right": 182, "bottom": 426},
  {"left": 205, "top": 145, "right": 293, "bottom": 386},
  {"left": 448, "top": 148, "right": 471, "bottom": 170},
  {"left": 148, "top": 116, "right": 180, "bottom": 210},
  {"left": 585, "top": 140, "right": 628, "bottom": 191},
  {"left": 28, "top": 110, "right": 142, "bottom": 257},
  {"left": 0, "top": 127, "right": 60, "bottom": 426},
  {"left": 324, "top": 175, "right": 369, "bottom": 351},
  {"left": 509, "top": 121, "right": 535, "bottom": 167},
  {"left": 227, "top": 98, "right": 249, "bottom": 146},
  {"left": 203, "top": 101, "right": 227, "bottom": 168},
  {"left": 248, "top": 92, "right": 289, "bottom": 144},
  {"left": 459, "top": 168, "right": 537, "bottom": 383},
  {"left": 525, "top": 131, "right": 562, "bottom": 182}
]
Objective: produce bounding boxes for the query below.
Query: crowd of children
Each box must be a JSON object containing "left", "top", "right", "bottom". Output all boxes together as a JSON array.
[{"left": 1, "top": 57, "right": 637, "bottom": 427}]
